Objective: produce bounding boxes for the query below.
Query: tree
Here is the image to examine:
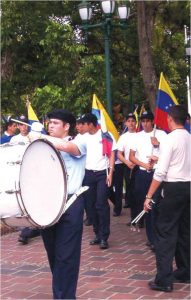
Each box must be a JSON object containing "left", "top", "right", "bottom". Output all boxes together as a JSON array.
[{"left": 1, "top": 0, "right": 190, "bottom": 121}]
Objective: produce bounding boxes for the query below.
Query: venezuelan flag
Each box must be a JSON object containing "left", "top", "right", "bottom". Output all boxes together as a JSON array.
[
  {"left": 92, "top": 94, "right": 119, "bottom": 141},
  {"left": 100, "top": 110, "right": 113, "bottom": 158},
  {"left": 154, "top": 73, "right": 179, "bottom": 132}
]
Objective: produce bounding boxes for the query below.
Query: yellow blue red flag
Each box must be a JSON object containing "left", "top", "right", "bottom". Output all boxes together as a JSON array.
[
  {"left": 26, "top": 100, "right": 46, "bottom": 133},
  {"left": 92, "top": 94, "right": 119, "bottom": 141},
  {"left": 154, "top": 73, "right": 179, "bottom": 132},
  {"left": 27, "top": 101, "right": 39, "bottom": 125}
]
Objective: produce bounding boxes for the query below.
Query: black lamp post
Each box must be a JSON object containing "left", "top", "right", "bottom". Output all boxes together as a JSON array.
[{"left": 78, "top": 0, "right": 130, "bottom": 118}]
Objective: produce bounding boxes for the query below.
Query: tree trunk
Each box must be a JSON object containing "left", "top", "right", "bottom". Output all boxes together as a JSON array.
[
  {"left": 137, "top": 1, "right": 160, "bottom": 113},
  {"left": 1, "top": 49, "right": 13, "bottom": 80}
]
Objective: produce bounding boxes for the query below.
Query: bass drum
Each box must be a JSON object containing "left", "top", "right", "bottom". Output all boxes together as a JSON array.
[{"left": 0, "top": 139, "right": 68, "bottom": 228}]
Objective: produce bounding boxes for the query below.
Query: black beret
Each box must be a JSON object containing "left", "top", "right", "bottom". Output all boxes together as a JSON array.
[
  {"left": 47, "top": 109, "right": 76, "bottom": 125},
  {"left": 125, "top": 113, "right": 136, "bottom": 121},
  {"left": 140, "top": 111, "right": 154, "bottom": 120},
  {"left": 18, "top": 115, "right": 28, "bottom": 123},
  {"left": 80, "top": 113, "right": 98, "bottom": 125}
]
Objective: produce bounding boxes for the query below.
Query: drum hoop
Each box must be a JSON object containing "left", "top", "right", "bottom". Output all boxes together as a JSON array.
[{"left": 19, "top": 139, "right": 68, "bottom": 228}]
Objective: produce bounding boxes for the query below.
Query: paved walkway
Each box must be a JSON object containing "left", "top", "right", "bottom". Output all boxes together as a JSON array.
[{"left": 1, "top": 207, "right": 190, "bottom": 299}]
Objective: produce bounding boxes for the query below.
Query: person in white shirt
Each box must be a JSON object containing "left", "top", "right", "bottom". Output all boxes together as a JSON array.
[
  {"left": 144, "top": 105, "right": 190, "bottom": 292},
  {"left": 75, "top": 115, "right": 91, "bottom": 226},
  {"left": 10, "top": 115, "right": 29, "bottom": 144},
  {"left": 10, "top": 115, "right": 41, "bottom": 245},
  {"left": 80, "top": 113, "right": 116, "bottom": 249},
  {"left": 117, "top": 113, "right": 137, "bottom": 221},
  {"left": 129, "top": 111, "right": 167, "bottom": 249}
]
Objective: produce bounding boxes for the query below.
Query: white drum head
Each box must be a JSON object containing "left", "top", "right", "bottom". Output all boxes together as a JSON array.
[{"left": 19, "top": 139, "right": 67, "bottom": 227}]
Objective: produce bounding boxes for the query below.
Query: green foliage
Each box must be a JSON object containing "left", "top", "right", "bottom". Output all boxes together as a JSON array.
[{"left": 1, "top": 0, "right": 190, "bottom": 119}]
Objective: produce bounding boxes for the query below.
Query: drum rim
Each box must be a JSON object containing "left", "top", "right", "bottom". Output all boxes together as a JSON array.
[{"left": 19, "top": 139, "right": 68, "bottom": 228}]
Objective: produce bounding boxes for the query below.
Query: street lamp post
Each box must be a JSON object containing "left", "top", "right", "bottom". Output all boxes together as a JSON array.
[{"left": 78, "top": 0, "right": 130, "bottom": 118}]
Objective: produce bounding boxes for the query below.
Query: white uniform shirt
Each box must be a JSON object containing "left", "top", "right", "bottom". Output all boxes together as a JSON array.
[
  {"left": 117, "top": 131, "right": 137, "bottom": 161},
  {"left": 154, "top": 129, "right": 191, "bottom": 182},
  {"left": 130, "top": 129, "right": 167, "bottom": 170},
  {"left": 10, "top": 134, "right": 29, "bottom": 144},
  {"left": 75, "top": 129, "right": 117, "bottom": 171}
]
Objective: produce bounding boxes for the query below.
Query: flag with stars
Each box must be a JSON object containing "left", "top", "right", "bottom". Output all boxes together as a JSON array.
[
  {"left": 92, "top": 94, "right": 119, "bottom": 141},
  {"left": 154, "top": 72, "right": 179, "bottom": 132}
]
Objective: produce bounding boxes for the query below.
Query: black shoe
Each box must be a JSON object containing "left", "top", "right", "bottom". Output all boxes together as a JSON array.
[
  {"left": 148, "top": 281, "right": 173, "bottom": 292},
  {"left": 99, "top": 240, "right": 109, "bottom": 249},
  {"left": 89, "top": 237, "right": 100, "bottom": 245},
  {"left": 173, "top": 270, "right": 190, "bottom": 283},
  {"left": 113, "top": 212, "right": 120, "bottom": 217},
  {"left": 18, "top": 236, "right": 28, "bottom": 245},
  {"left": 84, "top": 219, "right": 93, "bottom": 226},
  {"left": 173, "top": 277, "right": 190, "bottom": 284}
]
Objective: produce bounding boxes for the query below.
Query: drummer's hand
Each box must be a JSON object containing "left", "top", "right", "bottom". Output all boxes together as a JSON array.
[
  {"left": 144, "top": 198, "right": 153, "bottom": 212},
  {"left": 28, "top": 131, "right": 42, "bottom": 142}
]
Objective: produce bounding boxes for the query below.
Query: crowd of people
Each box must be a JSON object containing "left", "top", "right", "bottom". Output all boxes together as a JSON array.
[{"left": 0, "top": 105, "right": 190, "bottom": 299}]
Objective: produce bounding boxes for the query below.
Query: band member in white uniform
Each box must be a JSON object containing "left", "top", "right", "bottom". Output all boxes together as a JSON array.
[
  {"left": 129, "top": 111, "right": 167, "bottom": 248},
  {"left": 144, "top": 105, "right": 190, "bottom": 292},
  {"left": 117, "top": 113, "right": 137, "bottom": 222}
]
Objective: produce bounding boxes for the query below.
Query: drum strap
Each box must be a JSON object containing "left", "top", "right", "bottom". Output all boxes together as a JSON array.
[{"left": 63, "top": 186, "right": 89, "bottom": 213}]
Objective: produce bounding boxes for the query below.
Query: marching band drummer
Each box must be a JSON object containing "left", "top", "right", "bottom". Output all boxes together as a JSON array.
[
  {"left": 29, "top": 109, "right": 86, "bottom": 300},
  {"left": 10, "top": 115, "right": 41, "bottom": 245}
]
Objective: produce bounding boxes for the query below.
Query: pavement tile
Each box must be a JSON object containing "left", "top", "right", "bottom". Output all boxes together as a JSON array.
[{"left": 1, "top": 207, "right": 190, "bottom": 300}]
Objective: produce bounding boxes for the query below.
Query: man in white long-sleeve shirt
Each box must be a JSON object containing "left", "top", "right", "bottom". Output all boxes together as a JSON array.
[{"left": 144, "top": 105, "right": 190, "bottom": 292}]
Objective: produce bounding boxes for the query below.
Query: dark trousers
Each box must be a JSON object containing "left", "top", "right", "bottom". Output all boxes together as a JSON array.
[
  {"left": 41, "top": 195, "right": 84, "bottom": 299},
  {"left": 124, "top": 165, "right": 138, "bottom": 220},
  {"left": 83, "top": 169, "right": 110, "bottom": 241},
  {"left": 109, "top": 164, "right": 124, "bottom": 215},
  {"left": 20, "top": 228, "right": 40, "bottom": 238},
  {"left": 134, "top": 169, "right": 158, "bottom": 243},
  {"left": 154, "top": 182, "right": 190, "bottom": 287}
]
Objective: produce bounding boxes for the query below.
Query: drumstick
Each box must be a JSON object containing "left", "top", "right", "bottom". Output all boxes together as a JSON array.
[{"left": 131, "top": 210, "right": 146, "bottom": 224}]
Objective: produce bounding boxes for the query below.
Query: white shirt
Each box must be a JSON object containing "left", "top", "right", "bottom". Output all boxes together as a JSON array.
[
  {"left": 117, "top": 131, "right": 137, "bottom": 161},
  {"left": 10, "top": 134, "right": 29, "bottom": 144},
  {"left": 130, "top": 129, "right": 167, "bottom": 170},
  {"left": 76, "top": 129, "right": 116, "bottom": 171},
  {"left": 154, "top": 129, "right": 191, "bottom": 182}
]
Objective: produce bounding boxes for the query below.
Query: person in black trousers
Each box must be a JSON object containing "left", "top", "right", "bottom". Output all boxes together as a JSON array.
[{"left": 144, "top": 105, "right": 190, "bottom": 292}]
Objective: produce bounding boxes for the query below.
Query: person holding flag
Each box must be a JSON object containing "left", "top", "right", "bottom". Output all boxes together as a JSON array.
[
  {"left": 129, "top": 111, "right": 167, "bottom": 249},
  {"left": 79, "top": 113, "right": 116, "bottom": 249},
  {"left": 144, "top": 105, "right": 190, "bottom": 292}
]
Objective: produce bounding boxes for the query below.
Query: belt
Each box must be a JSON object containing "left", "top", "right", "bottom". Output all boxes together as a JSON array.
[
  {"left": 86, "top": 169, "right": 106, "bottom": 173},
  {"left": 139, "top": 168, "right": 154, "bottom": 173},
  {"left": 63, "top": 186, "right": 89, "bottom": 213}
]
